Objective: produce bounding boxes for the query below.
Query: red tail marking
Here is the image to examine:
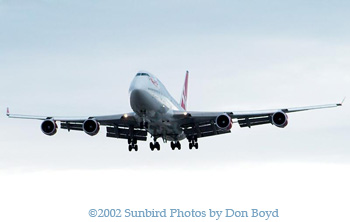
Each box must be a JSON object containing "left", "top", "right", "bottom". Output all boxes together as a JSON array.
[{"left": 180, "top": 71, "right": 189, "bottom": 110}]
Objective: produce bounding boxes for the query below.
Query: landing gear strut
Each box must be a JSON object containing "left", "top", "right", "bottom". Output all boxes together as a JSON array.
[
  {"left": 171, "top": 141, "right": 181, "bottom": 150},
  {"left": 140, "top": 121, "right": 149, "bottom": 129},
  {"left": 150, "top": 139, "right": 160, "bottom": 151},
  {"left": 128, "top": 138, "right": 138, "bottom": 152}
]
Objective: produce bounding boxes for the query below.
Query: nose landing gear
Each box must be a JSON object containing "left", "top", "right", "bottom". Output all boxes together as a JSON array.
[{"left": 140, "top": 121, "right": 149, "bottom": 129}]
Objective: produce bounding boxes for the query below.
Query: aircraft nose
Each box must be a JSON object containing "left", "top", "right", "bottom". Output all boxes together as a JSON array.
[
  {"left": 129, "top": 75, "right": 144, "bottom": 92},
  {"left": 130, "top": 88, "right": 152, "bottom": 113},
  {"left": 130, "top": 88, "right": 146, "bottom": 101}
]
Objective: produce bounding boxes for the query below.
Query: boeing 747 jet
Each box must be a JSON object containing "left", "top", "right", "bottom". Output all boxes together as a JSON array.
[{"left": 7, "top": 71, "right": 343, "bottom": 151}]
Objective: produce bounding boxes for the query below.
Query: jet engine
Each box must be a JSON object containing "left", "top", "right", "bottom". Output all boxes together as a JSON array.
[
  {"left": 41, "top": 119, "right": 57, "bottom": 136},
  {"left": 272, "top": 111, "right": 288, "bottom": 128},
  {"left": 83, "top": 118, "right": 100, "bottom": 136},
  {"left": 215, "top": 113, "right": 232, "bottom": 130}
]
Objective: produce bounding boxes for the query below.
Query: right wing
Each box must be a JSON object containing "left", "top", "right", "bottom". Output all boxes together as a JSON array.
[{"left": 6, "top": 108, "right": 147, "bottom": 141}]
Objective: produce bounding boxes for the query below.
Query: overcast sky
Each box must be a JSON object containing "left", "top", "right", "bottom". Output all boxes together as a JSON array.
[{"left": 0, "top": 1, "right": 349, "bottom": 221}]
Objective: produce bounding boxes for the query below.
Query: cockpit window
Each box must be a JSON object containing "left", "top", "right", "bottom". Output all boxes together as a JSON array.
[{"left": 136, "top": 73, "right": 150, "bottom": 77}]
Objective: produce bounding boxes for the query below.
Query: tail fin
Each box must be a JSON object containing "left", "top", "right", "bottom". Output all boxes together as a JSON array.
[{"left": 180, "top": 71, "right": 189, "bottom": 110}]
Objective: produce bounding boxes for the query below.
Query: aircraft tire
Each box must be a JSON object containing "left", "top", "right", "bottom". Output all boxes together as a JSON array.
[{"left": 177, "top": 142, "right": 181, "bottom": 150}]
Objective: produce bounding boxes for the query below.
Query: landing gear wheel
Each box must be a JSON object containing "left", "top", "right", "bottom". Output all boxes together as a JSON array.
[
  {"left": 194, "top": 143, "right": 198, "bottom": 149},
  {"left": 171, "top": 141, "right": 181, "bottom": 150},
  {"left": 177, "top": 142, "right": 181, "bottom": 150},
  {"left": 134, "top": 145, "right": 138, "bottom": 151},
  {"left": 170, "top": 142, "right": 175, "bottom": 150},
  {"left": 189, "top": 143, "right": 193, "bottom": 150},
  {"left": 150, "top": 142, "right": 154, "bottom": 151},
  {"left": 127, "top": 137, "right": 138, "bottom": 151},
  {"left": 155, "top": 142, "right": 160, "bottom": 151}
]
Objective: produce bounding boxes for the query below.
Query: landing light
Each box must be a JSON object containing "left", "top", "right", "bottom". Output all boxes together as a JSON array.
[
  {"left": 184, "top": 112, "right": 188, "bottom": 116},
  {"left": 123, "top": 114, "right": 128, "bottom": 118}
]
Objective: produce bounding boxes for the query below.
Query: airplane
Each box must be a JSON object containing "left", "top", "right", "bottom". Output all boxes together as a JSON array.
[{"left": 6, "top": 71, "right": 344, "bottom": 152}]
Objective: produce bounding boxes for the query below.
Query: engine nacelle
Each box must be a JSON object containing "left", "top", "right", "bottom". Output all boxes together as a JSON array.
[
  {"left": 41, "top": 119, "right": 57, "bottom": 136},
  {"left": 83, "top": 118, "right": 100, "bottom": 136},
  {"left": 272, "top": 111, "right": 288, "bottom": 128},
  {"left": 215, "top": 113, "right": 232, "bottom": 130}
]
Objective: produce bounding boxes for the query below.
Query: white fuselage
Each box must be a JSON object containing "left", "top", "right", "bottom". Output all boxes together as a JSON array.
[{"left": 129, "top": 72, "right": 185, "bottom": 141}]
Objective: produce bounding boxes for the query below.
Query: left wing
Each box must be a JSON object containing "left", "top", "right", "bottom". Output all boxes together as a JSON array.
[
  {"left": 174, "top": 101, "right": 343, "bottom": 140},
  {"left": 6, "top": 108, "right": 147, "bottom": 141}
]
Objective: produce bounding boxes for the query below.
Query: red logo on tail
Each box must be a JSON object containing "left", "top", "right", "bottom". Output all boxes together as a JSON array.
[{"left": 180, "top": 71, "right": 189, "bottom": 110}]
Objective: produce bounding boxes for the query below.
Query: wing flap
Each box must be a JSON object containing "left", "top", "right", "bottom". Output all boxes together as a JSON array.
[
  {"left": 106, "top": 126, "right": 147, "bottom": 141},
  {"left": 180, "top": 117, "right": 231, "bottom": 139},
  {"left": 237, "top": 116, "right": 271, "bottom": 128},
  {"left": 60, "top": 122, "right": 84, "bottom": 131},
  {"left": 184, "top": 125, "right": 230, "bottom": 138}
]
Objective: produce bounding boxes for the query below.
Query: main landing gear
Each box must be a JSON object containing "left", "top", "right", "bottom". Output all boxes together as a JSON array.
[
  {"left": 150, "top": 140, "right": 160, "bottom": 151},
  {"left": 128, "top": 138, "right": 138, "bottom": 152},
  {"left": 189, "top": 137, "right": 199, "bottom": 150},
  {"left": 170, "top": 141, "right": 181, "bottom": 150},
  {"left": 189, "top": 142, "right": 198, "bottom": 149},
  {"left": 127, "top": 138, "right": 199, "bottom": 152}
]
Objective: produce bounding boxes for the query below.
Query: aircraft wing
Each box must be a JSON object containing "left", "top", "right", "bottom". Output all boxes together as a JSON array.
[
  {"left": 174, "top": 101, "right": 343, "bottom": 139},
  {"left": 6, "top": 108, "right": 137, "bottom": 125},
  {"left": 6, "top": 108, "right": 147, "bottom": 141},
  {"left": 231, "top": 103, "right": 341, "bottom": 118}
]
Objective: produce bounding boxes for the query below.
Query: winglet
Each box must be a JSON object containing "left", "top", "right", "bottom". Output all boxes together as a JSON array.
[
  {"left": 6, "top": 107, "right": 10, "bottom": 116},
  {"left": 338, "top": 97, "right": 346, "bottom": 106}
]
